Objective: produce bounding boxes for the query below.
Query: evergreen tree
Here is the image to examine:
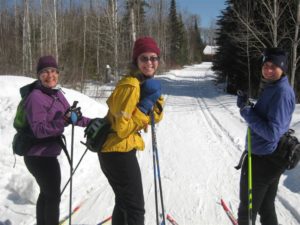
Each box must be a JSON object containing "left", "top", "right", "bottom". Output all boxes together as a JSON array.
[
  {"left": 212, "top": 0, "right": 247, "bottom": 94},
  {"left": 168, "top": 0, "right": 180, "bottom": 66},
  {"left": 192, "top": 17, "right": 204, "bottom": 63},
  {"left": 177, "top": 13, "right": 188, "bottom": 66},
  {"left": 167, "top": 0, "right": 190, "bottom": 67},
  {"left": 213, "top": 0, "right": 299, "bottom": 98}
]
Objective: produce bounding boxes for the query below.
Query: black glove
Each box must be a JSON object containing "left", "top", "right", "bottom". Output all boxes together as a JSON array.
[
  {"left": 237, "top": 90, "right": 253, "bottom": 109},
  {"left": 237, "top": 90, "right": 248, "bottom": 109}
]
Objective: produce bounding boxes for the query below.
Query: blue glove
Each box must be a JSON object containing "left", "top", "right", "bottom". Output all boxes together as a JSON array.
[
  {"left": 237, "top": 90, "right": 248, "bottom": 109},
  {"left": 64, "top": 107, "right": 82, "bottom": 124},
  {"left": 138, "top": 79, "right": 161, "bottom": 114}
]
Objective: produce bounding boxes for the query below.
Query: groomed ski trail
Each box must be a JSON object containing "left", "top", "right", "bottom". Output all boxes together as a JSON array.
[{"left": 62, "top": 63, "right": 300, "bottom": 225}]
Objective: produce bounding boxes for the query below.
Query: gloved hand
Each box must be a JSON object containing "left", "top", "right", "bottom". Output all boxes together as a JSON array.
[
  {"left": 138, "top": 78, "right": 161, "bottom": 114},
  {"left": 237, "top": 90, "right": 248, "bottom": 109},
  {"left": 64, "top": 107, "right": 82, "bottom": 125}
]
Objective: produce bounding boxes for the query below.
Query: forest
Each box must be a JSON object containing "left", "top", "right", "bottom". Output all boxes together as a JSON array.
[
  {"left": 0, "top": 0, "right": 208, "bottom": 91},
  {"left": 1, "top": 0, "right": 298, "bottom": 102},
  {"left": 213, "top": 0, "right": 300, "bottom": 101}
]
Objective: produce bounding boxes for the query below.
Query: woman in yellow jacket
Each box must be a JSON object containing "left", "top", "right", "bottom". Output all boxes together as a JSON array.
[{"left": 99, "top": 36, "right": 164, "bottom": 225}]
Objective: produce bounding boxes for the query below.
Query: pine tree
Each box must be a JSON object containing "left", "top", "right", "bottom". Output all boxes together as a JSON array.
[
  {"left": 212, "top": 0, "right": 247, "bottom": 94},
  {"left": 177, "top": 13, "right": 188, "bottom": 66},
  {"left": 168, "top": 0, "right": 180, "bottom": 67},
  {"left": 192, "top": 18, "right": 204, "bottom": 63},
  {"left": 167, "top": 0, "right": 189, "bottom": 67}
]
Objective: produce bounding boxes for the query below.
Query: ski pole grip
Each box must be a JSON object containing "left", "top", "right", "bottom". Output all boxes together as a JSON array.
[
  {"left": 70, "top": 101, "right": 79, "bottom": 110},
  {"left": 237, "top": 90, "right": 245, "bottom": 97}
]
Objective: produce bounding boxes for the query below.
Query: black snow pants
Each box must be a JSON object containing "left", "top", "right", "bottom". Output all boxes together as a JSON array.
[
  {"left": 98, "top": 150, "right": 145, "bottom": 225},
  {"left": 24, "top": 156, "right": 61, "bottom": 225},
  {"left": 237, "top": 154, "right": 285, "bottom": 225}
]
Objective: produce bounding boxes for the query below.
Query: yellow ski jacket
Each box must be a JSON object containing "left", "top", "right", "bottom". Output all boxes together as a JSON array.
[{"left": 102, "top": 75, "right": 164, "bottom": 153}]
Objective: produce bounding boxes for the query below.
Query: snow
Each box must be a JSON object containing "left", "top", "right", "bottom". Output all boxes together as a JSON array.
[
  {"left": 1, "top": 63, "right": 300, "bottom": 225},
  {"left": 203, "top": 46, "right": 218, "bottom": 55}
]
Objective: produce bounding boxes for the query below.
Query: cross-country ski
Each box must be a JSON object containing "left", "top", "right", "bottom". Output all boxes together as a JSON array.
[{"left": 220, "top": 199, "right": 238, "bottom": 225}]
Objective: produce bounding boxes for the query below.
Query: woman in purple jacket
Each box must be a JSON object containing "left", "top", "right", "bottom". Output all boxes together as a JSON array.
[{"left": 23, "top": 55, "right": 90, "bottom": 225}]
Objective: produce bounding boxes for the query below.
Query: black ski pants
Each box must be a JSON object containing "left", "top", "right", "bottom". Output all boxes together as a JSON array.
[
  {"left": 98, "top": 150, "right": 145, "bottom": 225},
  {"left": 24, "top": 156, "right": 61, "bottom": 225},
  {"left": 237, "top": 154, "right": 285, "bottom": 225}
]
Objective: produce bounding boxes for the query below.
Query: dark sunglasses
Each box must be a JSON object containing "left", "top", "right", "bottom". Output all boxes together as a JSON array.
[{"left": 139, "top": 56, "right": 160, "bottom": 63}]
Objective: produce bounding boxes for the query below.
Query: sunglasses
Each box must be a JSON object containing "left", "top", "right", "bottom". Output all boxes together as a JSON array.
[{"left": 139, "top": 56, "right": 160, "bottom": 63}]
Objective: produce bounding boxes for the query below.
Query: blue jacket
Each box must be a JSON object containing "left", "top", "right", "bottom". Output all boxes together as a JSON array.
[{"left": 240, "top": 76, "right": 295, "bottom": 155}]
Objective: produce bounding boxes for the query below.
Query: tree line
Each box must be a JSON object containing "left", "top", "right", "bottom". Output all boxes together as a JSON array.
[
  {"left": 0, "top": 0, "right": 207, "bottom": 91},
  {"left": 213, "top": 0, "right": 300, "bottom": 102}
]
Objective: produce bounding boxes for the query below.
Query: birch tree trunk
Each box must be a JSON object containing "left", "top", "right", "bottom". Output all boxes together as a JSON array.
[
  {"left": 40, "top": 0, "right": 43, "bottom": 55},
  {"left": 53, "top": 0, "right": 58, "bottom": 62},
  {"left": 245, "top": 1, "right": 251, "bottom": 97},
  {"left": 129, "top": 0, "right": 136, "bottom": 43},
  {"left": 22, "top": 0, "right": 32, "bottom": 75},
  {"left": 14, "top": 0, "right": 19, "bottom": 61},
  {"left": 80, "top": 10, "right": 87, "bottom": 92},
  {"left": 96, "top": 9, "right": 101, "bottom": 77},
  {"left": 109, "top": 0, "right": 118, "bottom": 80},
  {"left": 290, "top": 1, "right": 300, "bottom": 89}
]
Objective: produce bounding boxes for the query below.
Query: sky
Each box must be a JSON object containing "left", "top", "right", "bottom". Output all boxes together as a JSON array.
[
  {"left": 1, "top": 63, "right": 300, "bottom": 224},
  {"left": 176, "top": 0, "right": 227, "bottom": 28}
]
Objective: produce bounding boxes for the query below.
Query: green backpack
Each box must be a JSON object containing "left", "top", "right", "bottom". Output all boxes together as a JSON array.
[{"left": 12, "top": 81, "right": 39, "bottom": 156}]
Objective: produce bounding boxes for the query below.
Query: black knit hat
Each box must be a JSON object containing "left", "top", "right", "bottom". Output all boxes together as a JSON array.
[
  {"left": 262, "top": 48, "right": 288, "bottom": 73},
  {"left": 36, "top": 55, "right": 58, "bottom": 74}
]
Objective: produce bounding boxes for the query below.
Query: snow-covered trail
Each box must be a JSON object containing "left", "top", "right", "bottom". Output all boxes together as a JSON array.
[
  {"left": 149, "top": 63, "right": 243, "bottom": 224},
  {"left": 70, "top": 63, "right": 300, "bottom": 225},
  {"left": 1, "top": 63, "right": 300, "bottom": 225}
]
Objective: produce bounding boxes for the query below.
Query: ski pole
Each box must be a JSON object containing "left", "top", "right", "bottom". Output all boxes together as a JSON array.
[
  {"left": 61, "top": 147, "right": 89, "bottom": 196},
  {"left": 97, "top": 215, "right": 112, "bottom": 225},
  {"left": 69, "top": 122, "right": 74, "bottom": 225},
  {"left": 68, "top": 101, "right": 78, "bottom": 225},
  {"left": 151, "top": 112, "right": 166, "bottom": 225},
  {"left": 152, "top": 124, "right": 159, "bottom": 225},
  {"left": 247, "top": 127, "right": 253, "bottom": 225}
]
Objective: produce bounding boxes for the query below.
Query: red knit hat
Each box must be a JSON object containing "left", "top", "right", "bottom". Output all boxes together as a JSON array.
[
  {"left": 132, "top": 37, "right": 160, "bottom": 63},
  {"left": 37, "top": 55, "right": 58, "bottom": 74}
]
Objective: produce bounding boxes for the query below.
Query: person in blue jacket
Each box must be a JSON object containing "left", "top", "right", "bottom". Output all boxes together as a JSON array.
[{"left": 236, "top": 48, "right": 295, "bottom": 225}]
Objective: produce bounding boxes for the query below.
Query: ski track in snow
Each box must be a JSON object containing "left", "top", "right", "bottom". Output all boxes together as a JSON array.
[{"left": 1, "top": 64, "right": 300, "bottom": 225}]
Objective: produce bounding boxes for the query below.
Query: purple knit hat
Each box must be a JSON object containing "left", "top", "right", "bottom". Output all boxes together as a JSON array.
[{"left": 36, "top": 55, "right": 58, "bottom": 74}]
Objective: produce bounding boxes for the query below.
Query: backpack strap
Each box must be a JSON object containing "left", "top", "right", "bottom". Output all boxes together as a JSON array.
[
  {"left": 235, "top": 150, "right": 248, "bottom": 170},
  {"left": 58, "top": 134, "right": 71, "bottom": 166},
  {"left": 27, "top": 132, "right": 71, "bottom": 165}
]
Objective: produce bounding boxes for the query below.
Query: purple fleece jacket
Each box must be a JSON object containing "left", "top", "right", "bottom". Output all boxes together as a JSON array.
[{"left": 24, "top": 84, "right": 90, "bottom": 156}]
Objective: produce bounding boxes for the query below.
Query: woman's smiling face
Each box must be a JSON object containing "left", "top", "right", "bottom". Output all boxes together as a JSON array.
[
  {"left": 137, "top": 52, "right": 159, "bottom": 77},
  {"left": 39, "top": 68, "right": 59, "bottom": 88}
]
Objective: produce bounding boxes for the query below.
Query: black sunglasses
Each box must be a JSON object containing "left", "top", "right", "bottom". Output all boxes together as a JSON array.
[{"left": 139, "top": 56, "right": 160, "bottom": 63}]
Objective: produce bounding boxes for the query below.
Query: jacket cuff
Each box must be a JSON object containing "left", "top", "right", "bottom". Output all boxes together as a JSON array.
[{"left": 132, "top": 107, "right": 150, "bottom": 127}]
